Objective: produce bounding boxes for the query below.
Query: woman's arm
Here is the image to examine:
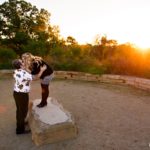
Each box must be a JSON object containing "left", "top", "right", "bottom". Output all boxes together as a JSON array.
[{"left": 32, "top": 65, "right": 47, "bottom": 80}]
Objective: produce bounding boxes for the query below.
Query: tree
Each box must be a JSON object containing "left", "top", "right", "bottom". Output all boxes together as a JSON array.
[
  {"left": 0, "top": 0, "right": 60, "bottom": 55},
  {"left": 66, "top": 36, "right": 78, "bottom": 45},
  {"left": 92, "top": 35, "right": 117, "bottom": 60},
  {"left": 0, "top": 0, "right": 37, "bottom": 39}
]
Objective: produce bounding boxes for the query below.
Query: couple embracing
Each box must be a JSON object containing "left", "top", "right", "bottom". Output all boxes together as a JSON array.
[{"left": 12, "top": 52, "right": 53, "bottom": 134}]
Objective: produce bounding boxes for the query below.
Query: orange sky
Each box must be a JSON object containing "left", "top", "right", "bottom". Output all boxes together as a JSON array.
[{"left": 1, "top": 0, "right": 150, "bottom": 49}]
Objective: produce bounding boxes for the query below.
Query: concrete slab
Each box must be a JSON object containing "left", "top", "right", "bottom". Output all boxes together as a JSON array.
[{"left": 28, "top": 97, "right": 78, "bottom": 146}]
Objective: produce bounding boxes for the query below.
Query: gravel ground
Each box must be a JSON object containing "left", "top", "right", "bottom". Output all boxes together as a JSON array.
[{"left": 1, "top": 77, "right": 150, "bottom": 150}]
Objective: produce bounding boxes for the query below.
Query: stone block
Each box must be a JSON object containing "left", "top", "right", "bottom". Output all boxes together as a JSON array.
[{"left": 28, "top": 98, "right": 78, "bottom": 146}]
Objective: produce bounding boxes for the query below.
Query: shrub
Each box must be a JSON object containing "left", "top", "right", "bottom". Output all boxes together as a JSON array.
[{"left": 0, "top": 48, "right": 17, "bottom": 69}]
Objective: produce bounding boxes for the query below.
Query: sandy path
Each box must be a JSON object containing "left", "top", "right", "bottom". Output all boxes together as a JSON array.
[{"left": 1, "top": 77, "right": 150, "bottom": 150}]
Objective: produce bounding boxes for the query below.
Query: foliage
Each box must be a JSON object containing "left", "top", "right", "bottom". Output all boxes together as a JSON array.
[
  {"left": 0, "top": 0, "right": 59, "bottom": 55},
  {"left": 1, "top": 0, "right": 150, "bottom": 79},
  {"left": 0, "top": 46, "right": 17, "bottom": 69}
]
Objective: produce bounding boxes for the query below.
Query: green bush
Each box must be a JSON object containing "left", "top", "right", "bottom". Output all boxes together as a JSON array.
[{"left": 0, "top": 48, "right": 17, "bottom": 69}]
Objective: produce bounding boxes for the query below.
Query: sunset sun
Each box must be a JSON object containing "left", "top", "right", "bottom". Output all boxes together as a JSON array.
[{"left": 131, "top": 36, "right": 150, "bottom": 52}]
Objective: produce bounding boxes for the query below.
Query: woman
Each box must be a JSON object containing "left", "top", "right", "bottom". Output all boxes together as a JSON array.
[{"left": 21, "top": 53, "right": 54, "bottom": 108}]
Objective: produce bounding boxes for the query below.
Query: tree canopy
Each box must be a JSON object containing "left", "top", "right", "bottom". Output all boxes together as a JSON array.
[
  {"left": 1, "top": 0, "right": 150, "bottom": 78},
  {"left": 0, "top": 0, "right": 60, "bottom": 55}
]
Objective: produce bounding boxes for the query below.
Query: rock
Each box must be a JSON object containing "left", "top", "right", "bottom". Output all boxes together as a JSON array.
[{"left": 28, "top": 97, "right": 78, "bottom": 146}]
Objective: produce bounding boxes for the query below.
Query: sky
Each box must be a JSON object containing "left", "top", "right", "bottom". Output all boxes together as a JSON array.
[{"left": 0, "top": 0, "right": 150, "bottom": 49}]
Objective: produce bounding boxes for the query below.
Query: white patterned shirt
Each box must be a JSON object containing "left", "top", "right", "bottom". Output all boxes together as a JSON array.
[{"left": 13, "top": 69, "right": 32, "bottom": 93}]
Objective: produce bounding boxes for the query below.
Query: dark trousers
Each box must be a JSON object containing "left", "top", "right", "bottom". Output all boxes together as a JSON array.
[{"left": 13, "top": 91, "right": 29, "bottom": 133}]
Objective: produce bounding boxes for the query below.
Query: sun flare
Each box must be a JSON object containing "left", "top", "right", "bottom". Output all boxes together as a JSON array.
[{"left": 133, "top": 40, "right": 150, "bottom": 52}]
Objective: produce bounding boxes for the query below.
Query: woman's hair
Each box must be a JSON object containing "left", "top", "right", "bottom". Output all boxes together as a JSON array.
[
  {"left": 21, "top": 52, "right": 42, "bottom": 71},
  {"left": 32, "top": 56, "right": 42, "bottom": 67}
]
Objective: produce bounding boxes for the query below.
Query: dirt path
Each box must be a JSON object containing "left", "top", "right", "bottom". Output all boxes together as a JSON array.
[{"left": 1, "top": 77, "right": 150, "bottom": 150}]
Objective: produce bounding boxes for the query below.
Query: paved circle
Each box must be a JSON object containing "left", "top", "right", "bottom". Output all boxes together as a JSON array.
[{"left": 1, "top": 78, "right": 150, "bottom": 150}]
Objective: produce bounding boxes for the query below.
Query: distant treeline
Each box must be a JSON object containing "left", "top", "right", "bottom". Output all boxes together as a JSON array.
[{"left": 1, "top": 0, "right": 150, "bottom": 78}]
